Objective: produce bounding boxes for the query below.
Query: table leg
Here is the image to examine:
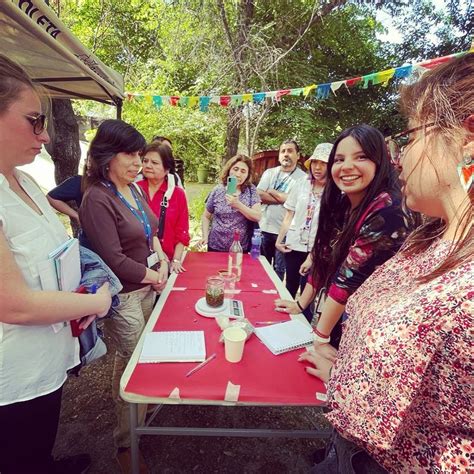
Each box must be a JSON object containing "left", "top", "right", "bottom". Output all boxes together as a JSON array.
[{"left": 129, "top": 403, "right": 139, "bottom": 474}]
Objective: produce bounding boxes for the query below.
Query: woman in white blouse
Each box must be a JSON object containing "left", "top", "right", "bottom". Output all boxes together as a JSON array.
[
  {"left": 0, "top": 55, "right": 111, "bottom": 474},
  {"left": 275, "top": 143, "right": 331, "bottom": 319}
]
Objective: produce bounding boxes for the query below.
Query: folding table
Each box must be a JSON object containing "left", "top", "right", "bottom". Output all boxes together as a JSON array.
[{"left": 120, "top": 252, "right": 330, "bottom": 474}]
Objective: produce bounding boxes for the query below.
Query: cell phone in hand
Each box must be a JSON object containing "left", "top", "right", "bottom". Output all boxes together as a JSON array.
[{"left": 226, "top": 176, "right": 238, "bottom": 195}]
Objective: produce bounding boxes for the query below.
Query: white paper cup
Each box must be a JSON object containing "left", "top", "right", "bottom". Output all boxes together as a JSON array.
[{"left": 223, "top": 327, "right": 246, "bottom": 363}]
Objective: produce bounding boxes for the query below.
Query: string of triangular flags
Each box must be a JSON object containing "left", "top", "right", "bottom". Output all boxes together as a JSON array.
[{"left": 126, "top": 48, "right": 472, "bottom": 112}]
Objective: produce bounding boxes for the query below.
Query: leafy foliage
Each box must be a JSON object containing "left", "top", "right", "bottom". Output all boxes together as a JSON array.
[{"left": 51, "top": 0, "right": 471, "bottom": 177}]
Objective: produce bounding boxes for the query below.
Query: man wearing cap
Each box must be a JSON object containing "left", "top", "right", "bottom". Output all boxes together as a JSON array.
[
  {"left": 257, "top": 140, "right": 306, "bottom": 280},
  {"left": 274, "top": 143, "right": 332, "bottom": 317}
]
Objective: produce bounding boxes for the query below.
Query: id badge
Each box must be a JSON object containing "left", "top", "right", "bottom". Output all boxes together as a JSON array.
[
  {"left": 147, "top": 252, "right": 159, "bottom": 268},
  {"left": 300, "top": 228, "right": 310, "bottom": 244}
]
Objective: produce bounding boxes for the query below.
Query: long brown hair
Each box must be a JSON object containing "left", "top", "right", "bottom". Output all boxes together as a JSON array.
[
  {"left": 310, "top": 124, "right": 402, "bottom": 294},
  {"left": 399, "top": 53, "right": 473, "bottom": 281}
]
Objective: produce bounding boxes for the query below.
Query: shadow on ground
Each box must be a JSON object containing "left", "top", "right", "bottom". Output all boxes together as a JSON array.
[{"left": 54, "top": 334, "right": 330, "bottom": 474}]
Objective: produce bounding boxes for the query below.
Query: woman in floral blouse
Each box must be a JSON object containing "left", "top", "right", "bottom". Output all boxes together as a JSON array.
[
  {"left": 200, "top": 154, "right": 261, "bottom": 252},
  {"left": 301, "top": 54, "right": 473, "bottom": 472},
  {"left": 275, "top": 124, "right": 410, "bottom": 347}
]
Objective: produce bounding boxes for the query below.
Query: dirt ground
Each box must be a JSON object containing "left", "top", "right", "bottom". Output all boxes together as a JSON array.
[{"left": 53, "top": 333, "right": 330, "bottom": 474}]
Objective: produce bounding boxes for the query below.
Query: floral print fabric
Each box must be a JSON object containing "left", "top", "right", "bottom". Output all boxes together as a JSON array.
[
  {"left": 206, "top": 184, "right": 260, "bottom": 251},
  {"left": 327, "top": 239, "right": 474, "bottom": 473}
]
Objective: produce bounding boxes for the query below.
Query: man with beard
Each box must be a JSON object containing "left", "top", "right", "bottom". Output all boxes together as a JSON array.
[{"left": 257, "top": 140, "right": 306, "bottom": 280}]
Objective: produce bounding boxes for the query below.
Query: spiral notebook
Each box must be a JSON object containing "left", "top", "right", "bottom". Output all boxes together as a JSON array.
[
  {"left": 254, "top": 319, "right": 314, "bottom": 355},
  {"left": 139, "top": 331, "right": 206, "bottom": 363}
]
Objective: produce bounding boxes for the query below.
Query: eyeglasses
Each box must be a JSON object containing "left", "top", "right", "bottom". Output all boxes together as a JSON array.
[
  {"left": 24, "top": 114, "right": 47, "bottom": 135},
  {"left": 386, "top": 123, "right": 435, "bottom": 166}
]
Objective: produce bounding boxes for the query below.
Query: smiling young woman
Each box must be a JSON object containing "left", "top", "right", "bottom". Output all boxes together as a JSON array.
[{"left": 275, "top": 125, "right": 411, "bottom": 347}]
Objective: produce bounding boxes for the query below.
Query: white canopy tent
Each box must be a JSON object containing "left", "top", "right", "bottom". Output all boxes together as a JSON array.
[{"left": 0, "top": 0, "right": 124, "bottom": 113}]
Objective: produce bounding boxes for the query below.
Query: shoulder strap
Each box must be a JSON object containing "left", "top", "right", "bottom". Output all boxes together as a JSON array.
[
  {"left": 156, "top": 175, "right": 176, "bottom": 239},
  {"left": 131, "top": 182, "right": 147, "bottom": 201}
]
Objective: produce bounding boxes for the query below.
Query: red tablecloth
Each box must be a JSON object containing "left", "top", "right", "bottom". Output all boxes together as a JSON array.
[{"left": 123, "top": 252, "right": 326, "bottom": 405}]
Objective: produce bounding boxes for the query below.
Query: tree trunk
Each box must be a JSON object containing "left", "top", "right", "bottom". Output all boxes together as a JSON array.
[
  {"left": 45, "top": 99, "right": 81, "bottom": 184},
  {"left": 223, "top": 107, "right": 242, "bottom": 164},
  {"left": 45, "top": 99, "right": 81, "bottom": 235}
]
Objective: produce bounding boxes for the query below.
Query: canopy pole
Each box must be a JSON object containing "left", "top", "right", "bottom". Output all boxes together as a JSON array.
[{"left": 116, "top": 99, "right": 123, "bottom": 120}]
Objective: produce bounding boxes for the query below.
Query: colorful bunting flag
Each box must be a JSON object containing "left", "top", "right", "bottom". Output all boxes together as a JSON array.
[{"left": 128, "top": 49, "right": 471, "bottom": 112}]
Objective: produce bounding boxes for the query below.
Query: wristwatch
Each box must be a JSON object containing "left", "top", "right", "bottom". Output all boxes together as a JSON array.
[{"left": 172, "top": 258, "right": 180, "bottom": 264}]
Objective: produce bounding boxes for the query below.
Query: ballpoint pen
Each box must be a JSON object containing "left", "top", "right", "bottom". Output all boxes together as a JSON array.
[{"left": 185, "top": 353, "right": 217, "bottom": 377}]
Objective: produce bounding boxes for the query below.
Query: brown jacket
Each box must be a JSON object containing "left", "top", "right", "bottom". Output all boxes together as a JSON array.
[{"left": 80, "top": 183, "right": 159, "bottom": 293}]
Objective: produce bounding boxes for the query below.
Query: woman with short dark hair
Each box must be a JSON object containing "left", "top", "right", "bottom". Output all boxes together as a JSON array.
[
  {"left": 79, "top": 119, "right": 168, "bottom": 470},
  {"left": 136, "top": 142, "right": 190, "bottom": 273}
]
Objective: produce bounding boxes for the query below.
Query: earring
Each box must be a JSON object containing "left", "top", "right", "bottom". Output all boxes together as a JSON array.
[{"left": 457, "top": 154, "right": 473, "bottom": 192}]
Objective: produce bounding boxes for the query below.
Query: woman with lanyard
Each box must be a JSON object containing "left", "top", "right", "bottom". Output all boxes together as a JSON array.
[
  {"left": 275, "top": 143, "right": 332, "bottom": 321},
  {"left": 275, "top": 125, "right": 410, "bottom": 349},
  {"left": 79, "top": 119, "right": 168, "bottom": 472},
  {"left": 137, "top": 142, "right": 190, "bottom": 273}
]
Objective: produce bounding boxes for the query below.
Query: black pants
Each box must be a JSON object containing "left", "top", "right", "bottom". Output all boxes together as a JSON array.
[
  {"left": 284, "top": 250, "right": 308, "bottom": 298},
  {"left": 284, "top": 250, "right": 313, "bottom": 322},
  {"left": 260, "top": 231, "right": 285, "bottom": 280},
  {"left": 0, "top": 386, "right": 63, "bottom": 474}
]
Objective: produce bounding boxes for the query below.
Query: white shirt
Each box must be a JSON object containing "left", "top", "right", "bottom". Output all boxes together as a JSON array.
[
  {"left": 0, "top": 170, "right": 79, "bottom": 406},
  {"left": 283, "top": 176, "right": 322, "bottom": 252},
  {"left": 257, "top": 165, "right": 306, "bottom": 234}
]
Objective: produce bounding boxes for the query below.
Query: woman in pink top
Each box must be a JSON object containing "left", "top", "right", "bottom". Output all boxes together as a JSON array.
[
  {"left": 137, "top": 143, "right": 190, "bottom": 273},
  {"left": 301, "top": 54, "right": 473, "bottom": 473}
]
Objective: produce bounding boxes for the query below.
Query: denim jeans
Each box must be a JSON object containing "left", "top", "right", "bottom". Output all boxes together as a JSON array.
[
  {"left": 260, "top": 231, "right": 285, "bottom": 280},
  {"left": 311, "top": 431, "right": 387, "bottom": 474}
]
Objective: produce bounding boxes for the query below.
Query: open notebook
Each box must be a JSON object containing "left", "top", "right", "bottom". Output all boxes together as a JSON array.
[
  {"left": 139, "top": 331, "right": 206, "bottom": 363},
  {"left": 255, "top": 319, "right": 314, "bottom": 355}
]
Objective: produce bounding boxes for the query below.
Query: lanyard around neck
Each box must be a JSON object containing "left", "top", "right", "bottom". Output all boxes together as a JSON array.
[
  {"left": 103, "top": 181, "right": 153, "bottom": 250},
  {"left": 274, "top": 167, "right": 296, "bottom": 191}
]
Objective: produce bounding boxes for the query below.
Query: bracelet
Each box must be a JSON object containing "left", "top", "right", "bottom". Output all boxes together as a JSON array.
[
  {"left": 296, "top": 300, "right": 304, "bottom": 312},
  {"left": 313, "top": 332, "right": 331, "bottom": 344},
  {"left": 315, "top": 327, "right": 330, "bottom": 339},
  {"left": 172, "top": 258, "right": 180, "bottom": 263}
]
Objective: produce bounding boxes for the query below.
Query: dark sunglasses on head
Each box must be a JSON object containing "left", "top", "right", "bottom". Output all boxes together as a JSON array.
[
  {"left": 385, "top": 123, "right": 435, "bottom": 166},
  {"left": 24, "top": 114, "right": 47, "bottom": 135}
]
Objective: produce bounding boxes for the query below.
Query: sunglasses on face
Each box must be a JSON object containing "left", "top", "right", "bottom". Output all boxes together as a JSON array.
[
  {"left": 386, "top": 123, "right": 435, "bottom": 166},
  {"left": 24, "top": 114, "right": 47, "bottom": 135}
]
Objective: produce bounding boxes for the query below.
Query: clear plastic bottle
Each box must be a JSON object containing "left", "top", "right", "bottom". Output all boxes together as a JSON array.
[
  {"left": 250, "top": 229, "right": 262, "bottom": 260},
  {"left": 228, "top": 230, "right": 243, "bottom": 281}
]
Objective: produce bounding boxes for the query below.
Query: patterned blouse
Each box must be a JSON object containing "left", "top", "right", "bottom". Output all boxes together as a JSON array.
[
  {"left": 206, "top": 184, "right": 260, "bottom": 252},
  {"left": 310, "top": 191, "right": 410, "bottom": 305},
  {"left": 327, "top": 240, "right": 473, "bottom": 473}
]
